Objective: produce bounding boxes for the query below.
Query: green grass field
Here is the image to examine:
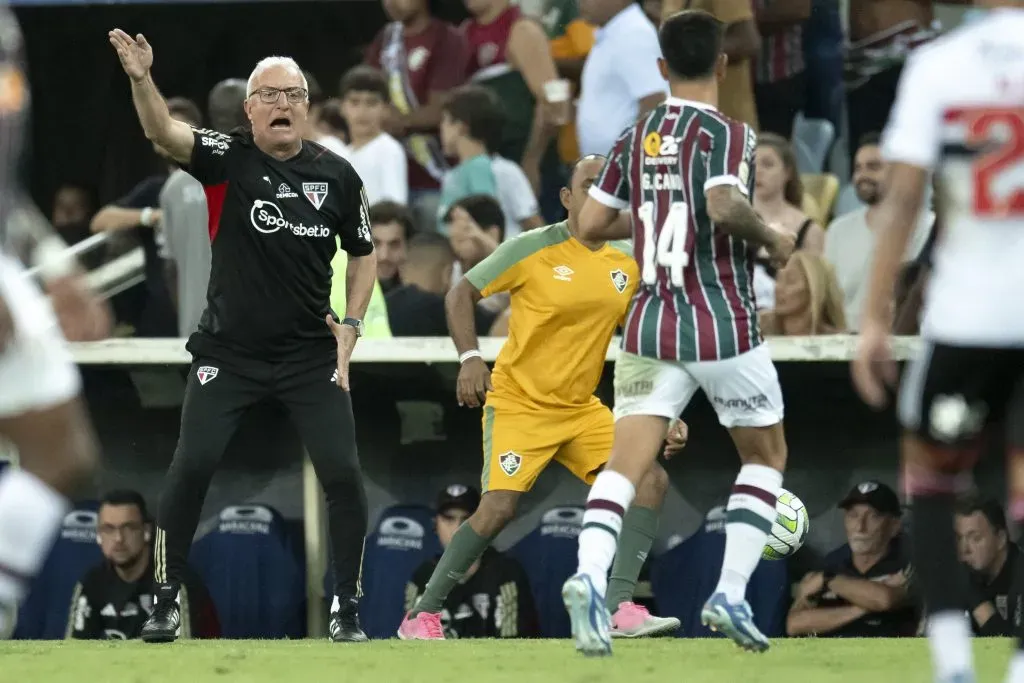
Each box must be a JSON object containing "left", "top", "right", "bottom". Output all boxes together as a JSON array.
[{"left": 0, "top": 638, "right": 1016, "bottom": 682}]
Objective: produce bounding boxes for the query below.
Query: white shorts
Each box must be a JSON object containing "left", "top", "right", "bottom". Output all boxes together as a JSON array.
[
  {"left": 0, "top": 254, "right": 80, "bottom": 417},
  {"left": 613, "top": 345, "right": 784, "bottom": 428}
]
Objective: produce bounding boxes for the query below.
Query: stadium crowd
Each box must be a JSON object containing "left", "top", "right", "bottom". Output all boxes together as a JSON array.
[{"left": 11, "top": 0, "right": 1012, "bottom": 645}]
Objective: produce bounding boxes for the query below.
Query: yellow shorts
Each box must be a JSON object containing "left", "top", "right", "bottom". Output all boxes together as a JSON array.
[{"left": 480, "top": 399, "right": 613, "bottom": 493}]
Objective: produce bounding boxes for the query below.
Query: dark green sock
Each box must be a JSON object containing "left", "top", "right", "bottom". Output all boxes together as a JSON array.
[
  {"left": 606, "top": 505, "right": 660, "bottom": 613},
  {"left": 412, "top": 523, "right": 491, "bottom": 615}
]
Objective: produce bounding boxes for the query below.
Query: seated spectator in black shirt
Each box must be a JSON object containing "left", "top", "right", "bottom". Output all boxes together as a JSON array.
[
  {"left": 956, "top": 496, "right": 1022, "bottom": 636},
  {"left": 787, "top": 481, "right": 918, "bottom": 637},
  {"left": 66, "top": 490, "right": 219, "bottom": 640},
  {"left": 405, "top": 484, "right": 537, "bottom": 638},
  {"left": 371, "top": 201, "right": 413, "bottom": 294},
  {"left": 386, "top": 232, "right": 497, "bottom": 336}
]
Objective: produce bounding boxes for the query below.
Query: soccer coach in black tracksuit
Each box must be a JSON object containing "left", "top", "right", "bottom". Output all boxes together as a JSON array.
[{"left": 109, "top": 30, "right": 376, "bottom": 643}]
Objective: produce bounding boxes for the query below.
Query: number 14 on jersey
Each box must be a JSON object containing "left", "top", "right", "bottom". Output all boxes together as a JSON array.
[{"left": 638, "top": 201, "right": 690, "bottom": 288}]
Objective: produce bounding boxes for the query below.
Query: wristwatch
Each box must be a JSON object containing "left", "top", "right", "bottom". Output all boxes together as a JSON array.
[{"left": 341, "top": 317, "right": 364, "bottom": 337}]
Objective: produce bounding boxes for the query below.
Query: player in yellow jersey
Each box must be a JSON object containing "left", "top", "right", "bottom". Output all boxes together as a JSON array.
[{"left": 398, "top": 155, "right": 685, "bottom": 641}]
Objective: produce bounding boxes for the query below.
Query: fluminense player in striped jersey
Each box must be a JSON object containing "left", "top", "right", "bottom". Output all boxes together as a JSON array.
[{"left": 561, "top": 9, "right": 795, "bottom": 656}]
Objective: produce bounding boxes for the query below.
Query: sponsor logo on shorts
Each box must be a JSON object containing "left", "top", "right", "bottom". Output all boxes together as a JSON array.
[
  {"left": 498, "top": 451, "right": 522, "bottom": 476},
  {"left": 928, "top": 393, "right": 986, "bottom": 443},
  {"left": 302, "top": 182, "right": 329, "bottom": 210},
  {"left": 250, "top": 199, "right": 330, "bottom": 238},
  {"left": 197, "top": 366, "right": 218, "bottom": 385},
  {"left": 610, "top": 269, "right": 628, "bottom": 294},
  {"left": 616, "top": 380, "right": 653, "bottom": 399},
  {"left": 712, "top": 393, "right": 769, "bottom": 412},
  {"left": 276, "top": 183, "right": 298, "bottom": 199}
]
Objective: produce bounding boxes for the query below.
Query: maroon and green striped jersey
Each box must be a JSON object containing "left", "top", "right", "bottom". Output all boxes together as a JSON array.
[{"left": 588, "top": 96, "right": 760, "bottom": 362}]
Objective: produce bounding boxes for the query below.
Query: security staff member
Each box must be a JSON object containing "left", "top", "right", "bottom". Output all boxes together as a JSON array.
[{"left": 109, "top": 30, "right": 377, "bottom": 643}]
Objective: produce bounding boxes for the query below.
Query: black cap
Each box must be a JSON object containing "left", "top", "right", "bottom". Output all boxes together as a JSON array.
[
  {"left": 436, "top": 484, "right": 480, "bottom": 515},
  {"left": 839, "top": 480, "right": 901, "bottom": 517}
]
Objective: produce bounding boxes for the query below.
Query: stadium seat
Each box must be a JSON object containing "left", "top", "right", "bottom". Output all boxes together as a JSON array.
[
  {"left": 650, "top": 505, "right": 789, "bottom": 638},
  {"left": 801, "top": 173, "right": 840, "bottom": 226},
  {"left": 15, "top": 502, "right": 102, "bottom": 640},
  {"left": 508, "top": 506, "right": 583, "bottom": 638},
  {"left": 793, "top": 112, "right": 835, "bottom": 174},
  {"left": 833, "top": 184, "right": 864, "bottom": 219},
  {"left": 189, "top": 504, "right": 304, "bottom": 639},
  {"left": 346, "top": 504, "right": 441, "bottom": 639}
]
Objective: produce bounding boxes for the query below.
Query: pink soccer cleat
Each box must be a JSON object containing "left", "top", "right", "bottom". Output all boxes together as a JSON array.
[
  {"left": 397, "top": 611, "right": 445, "bottom": 640},
  {"left": 609, "top": 602, "right": 680, "bottom": 639}
]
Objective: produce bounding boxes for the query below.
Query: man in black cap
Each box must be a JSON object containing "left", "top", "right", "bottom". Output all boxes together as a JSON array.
[
  {"left": 786, "top": 480, "right": 919, "bottom": 637},
  {"left": 404, "top": 484, "right": 537, "bottom": 639}
]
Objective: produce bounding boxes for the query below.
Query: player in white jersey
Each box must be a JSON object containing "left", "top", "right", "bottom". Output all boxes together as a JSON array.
[
  {"left": 854, "top": 3, "right": 1024, "bottom": 682},
  {"left": 0, "top": 6, "right": 110, "bottom": 639}
]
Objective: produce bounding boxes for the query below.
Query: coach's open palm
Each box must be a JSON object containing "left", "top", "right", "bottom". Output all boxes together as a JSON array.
[
  {"left": 457, "top": 357, "right": 492, "bottom": 409},
  {"left": 108, "top": 29, "right": 153, "bottom": 81}
]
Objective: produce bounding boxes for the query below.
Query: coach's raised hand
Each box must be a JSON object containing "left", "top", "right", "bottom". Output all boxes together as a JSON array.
[{"left": 108, "top": 29, "right": 153, "bottom": 82}]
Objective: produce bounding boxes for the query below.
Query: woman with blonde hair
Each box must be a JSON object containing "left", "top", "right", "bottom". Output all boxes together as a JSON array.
[
  {"left": 761, "top": 251, "right": 846, "bottom": 336},
  {"left": 752, "top": 133, "right": 824, "bottom": 311}
]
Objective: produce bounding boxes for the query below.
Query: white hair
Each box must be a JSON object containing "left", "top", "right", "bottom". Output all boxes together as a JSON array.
[{"left": 246, "top": 56, "right": 308, "bottom": 96}]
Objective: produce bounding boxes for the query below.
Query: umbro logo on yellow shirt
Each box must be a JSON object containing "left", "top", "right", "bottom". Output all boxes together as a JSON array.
[{"left": 553, "top": 265, "right": 574, "bottom": 282}]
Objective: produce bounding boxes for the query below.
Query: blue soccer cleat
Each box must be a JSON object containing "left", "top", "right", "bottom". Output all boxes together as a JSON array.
[
  {"left": 562, "top": 573, "right": 612, "bottom": 657},
  {"left": 700, "top": 592, "right": 770, "bottom": 653}
]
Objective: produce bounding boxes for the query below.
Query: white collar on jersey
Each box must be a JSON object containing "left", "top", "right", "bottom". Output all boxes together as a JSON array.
[{"left": 664, "top": 96, "right": 719, "bottom": 112}]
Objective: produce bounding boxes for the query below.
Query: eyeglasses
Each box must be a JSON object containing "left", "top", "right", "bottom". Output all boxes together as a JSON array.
[
  {"left": 97, "top": 522, "right": 145, "bottom": 538},
  {"left": 250, "top": 87, "right": 308, "bottom": 105}
]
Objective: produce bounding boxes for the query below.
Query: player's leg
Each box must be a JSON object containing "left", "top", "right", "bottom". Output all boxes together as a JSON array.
[
  {"left": 400, "top": 405, "right": 557, "bottom": 640},
  {"left": 898, "top": 344, "right": 1010, "bottom": 683},
  {"left": 566, "top": 352, "right": 696, "bottom": 655},
  {"left": 143, "top": 359, "right": 262, "bottom": 643},
  {"left": 691, "top": 344, "right": 785, "bottom": 652},
  {"left": 276, "top": 362, "right": 368, "bottom": 643},
  {"left": 555, "top": 402, "right": 678, "bottom": 637},
  {"left": 0, "top": 270, "right": 97, "bottom": 639}
]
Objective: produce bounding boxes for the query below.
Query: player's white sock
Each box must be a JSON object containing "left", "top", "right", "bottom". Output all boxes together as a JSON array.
[
  {"left": 577, "top": 470, "right": 635, "bottom": 597},
  {"left": 0, "top": 469, "right": 69, "bottom": 606},
  {"left": 1005, "top": 650, "right": 1024, "bottom": 683},
  {"left": 714, "top": 464, "right": 783, "bottom": 604},
  {"left": 927, "top": 611, "right": 973, "bottom": 681}
]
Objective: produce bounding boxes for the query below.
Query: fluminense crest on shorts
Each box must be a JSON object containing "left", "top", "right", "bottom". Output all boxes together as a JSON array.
[{"left": 498, "top": 451, "right": 521, "bottom": 476}]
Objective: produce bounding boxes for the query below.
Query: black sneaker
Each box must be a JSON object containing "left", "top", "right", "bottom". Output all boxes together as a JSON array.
[
  {"left": 329, "top": 597, "right": 368, "bottom": 642},
  {"left": 141, "top": 583, "right": 180, "bottom": 644}
]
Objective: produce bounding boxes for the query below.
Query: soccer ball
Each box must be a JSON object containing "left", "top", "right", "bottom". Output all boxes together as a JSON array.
[{"left": 762, "top": 489, "right": 809, "bottom": 560}]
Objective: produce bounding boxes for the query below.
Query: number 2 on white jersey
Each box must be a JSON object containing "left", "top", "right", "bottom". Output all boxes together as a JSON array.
[
  {"left": 638, "top": 201, "right": 690, "bottom": 287},
  {"left": 965, "top": 107, "right": 1024, "bottom": 218}
]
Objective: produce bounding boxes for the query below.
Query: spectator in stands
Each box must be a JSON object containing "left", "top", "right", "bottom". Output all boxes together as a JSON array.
[
  {"left": 462, "top": 0, "right": 568, "bottom": 194},
  {"left": 91, "top": 97, "right": 202, "bottom": 338},
  {"left": 66, "top": 490, "right": 219, "bottom": 640},
  {"left": 161, "top": 82, "right": 247, "bottom": 337},
  {"left": 371, "top": 201, "right": 415, "bottom": 294},
  {"left": 787, "top": 481, "right": 918, "bottom": 638},
  {"left": 405, "top": 484, "right": 538, "bottom": 638},
  {"left": 956, "top": 497, "right": 1022, "bottom": 637},
  {"left": 536, "top": 0, "right": 594, "bottom": 165},
  {"left": 437, "top": 86, "right": 543, "bottom": 238},
  {"left": 50, "top": 183, "right": 99, "bottom": 262},
  {"left": 844, "top": 0, "right": 941, "bottom": 168},
  {"left": 387, "top": 233, "right": 498, "bottom": 336},
  {"left": 824, "top": 133, "right": 933, "bottom": 330},
  {"left": 661, "top": 0, "right": 761, "bottom": 128},
  {"left": 315, "top": 98, "right": 349, "bottom": 144},
  {"left": 576, "top": 0, "right": 665, "bottom": 159},
  {"left": 752, "top": 133, "right": 823, "bottom": 310},
  {"left": 337, "top": 66, "right": 408, "bottom": 206},
  {"left": 760, "top": 252, "right": 845, "bottom": 336},
  {"left": 752, "top": 0, "right": 810, "bottom": 137},
  {"left": 445, "top": 195, "right": 508, "bottom": 314},
  {"left": 366, "top": 0, "right": 470, "bottom": 230},
  {"left": 301, "top": 71, "right": 347, "bottom": 157},
  {"left": 206, "top": 79, "right": 246, "bottom": 134}
]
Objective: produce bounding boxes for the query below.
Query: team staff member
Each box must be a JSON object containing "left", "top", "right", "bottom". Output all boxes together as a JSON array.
[
  {"left": 109, "top": 30, "right": 377, "bottom": 643},
  {"left": 66, "top": 490, "right": 219, "bottom": 640}
]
